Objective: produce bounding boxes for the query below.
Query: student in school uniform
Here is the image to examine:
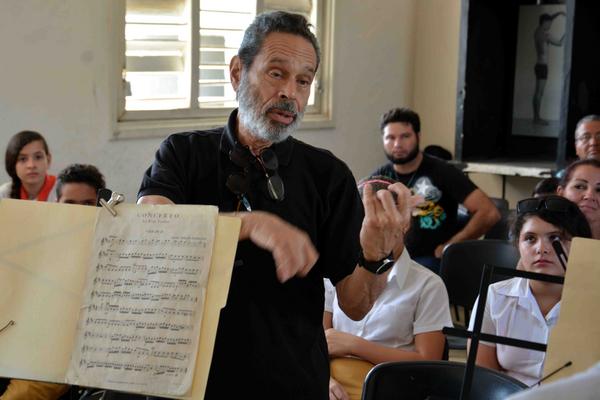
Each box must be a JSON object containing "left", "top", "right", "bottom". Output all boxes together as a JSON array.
[
  {"left": 0, "top": 131, "right": 56, "bottom": 201},
  {"left": 469, "top": 195, "right": 591, "bottom": 386}
]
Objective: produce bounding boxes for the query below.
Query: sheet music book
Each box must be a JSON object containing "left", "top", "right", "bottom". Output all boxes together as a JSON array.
[{"left": 0, "top": 199, "right": 240, "bottom": 399}]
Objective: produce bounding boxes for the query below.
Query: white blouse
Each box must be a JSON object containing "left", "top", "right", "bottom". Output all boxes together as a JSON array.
[{"left": 469, "top": 277, "right": 560, "bottom": 386}]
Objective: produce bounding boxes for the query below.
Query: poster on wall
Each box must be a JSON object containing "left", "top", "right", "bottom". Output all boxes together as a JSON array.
[{"left": 511, "top": 4, "right": 566, "bottom": 138}]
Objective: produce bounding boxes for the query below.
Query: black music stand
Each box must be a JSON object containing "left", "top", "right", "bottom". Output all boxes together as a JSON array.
[{"left": 443, "top": 264, "right": 564, "bottom": 400}]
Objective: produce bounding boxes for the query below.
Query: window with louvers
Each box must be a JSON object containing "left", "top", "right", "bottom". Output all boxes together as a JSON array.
[{"left": 122, "top": 0, "right": 321, "bottom": 121}]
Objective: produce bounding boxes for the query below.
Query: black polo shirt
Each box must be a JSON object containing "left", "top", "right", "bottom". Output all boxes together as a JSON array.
[{"left": 139, "top": 110, "right": 363, "bottom": 399}]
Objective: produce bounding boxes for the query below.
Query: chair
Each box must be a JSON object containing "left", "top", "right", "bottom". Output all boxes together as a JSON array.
[
  {"left": 489, "top": 197, "right": 508, "bottom": 211},
  {"left": 484, "top": 197, "right": 513, "bottom": 240},
  {"left": 424, "top": 145, "right": 453, "bottom": 161},
  {"left": 440, "top": 239, "right": 519, "bottom": 322},
  {"left": 456, "top": 197, "right": 512, "bottom": 240},
  {"left": 0, "top": 378, "right": 8, "bottom": 395},
  {"left": 361, "top": 361, "right": 527, "bottom": 400},
  {"left": 439, "top": 239, "right": 519, "bottom": 349}
]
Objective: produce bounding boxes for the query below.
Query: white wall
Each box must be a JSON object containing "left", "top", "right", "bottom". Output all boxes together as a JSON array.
[
  {"left": 0, "top": 1, "right": 159, "bottom": 201},
  {"left": 0, "top": 0, "right": 538, "bottom": 206},
  {"left": 0, "top": 0, "right": 417, "bottom": 202},
  {"left": 412, "top": 0, "right": 538, "bottom": 207},
  {"left": 413, "top": 0, "right": 460, "bottom": 153},
  {"left": 302, "top": 0, "right": 416, "bottom": 179}
]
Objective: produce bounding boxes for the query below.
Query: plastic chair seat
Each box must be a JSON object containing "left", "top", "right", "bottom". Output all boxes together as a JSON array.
[{"left": 362, "top": 361, "right": 527, "bottom": 400}]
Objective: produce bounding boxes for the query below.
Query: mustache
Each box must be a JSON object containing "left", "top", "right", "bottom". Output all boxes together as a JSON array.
[{"left": 266, "top": 100, "right": 298, "bottom": 116}]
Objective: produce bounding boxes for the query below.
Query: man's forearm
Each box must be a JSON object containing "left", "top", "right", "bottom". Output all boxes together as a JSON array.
[
  {"left": 335, "top": 182, "right": 414, "bottom": 320},
  {"left": 334, "top": 266, "right": 389, "bottom": 321},
  {"left": 226, "top": 211, "right": 319, "bottom": 282}
]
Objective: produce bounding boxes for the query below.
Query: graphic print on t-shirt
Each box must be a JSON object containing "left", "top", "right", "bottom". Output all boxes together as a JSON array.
[{"left": 411, "top": 177, "right": 446, "bottom": 230}]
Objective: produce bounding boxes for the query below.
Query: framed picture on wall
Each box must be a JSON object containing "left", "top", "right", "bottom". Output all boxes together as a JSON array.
[{"left": 511, "top": 4, "right": 567, "bottom": 138}]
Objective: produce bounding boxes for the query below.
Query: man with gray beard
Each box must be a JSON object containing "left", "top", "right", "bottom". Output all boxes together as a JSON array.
[{"left": 138, "top": 11, "right": 411, "bottom": 400}]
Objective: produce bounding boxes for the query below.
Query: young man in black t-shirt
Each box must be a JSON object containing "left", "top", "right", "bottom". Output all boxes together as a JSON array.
[{"left": 372, "top": 107, "right": 500, "bottom": 273}]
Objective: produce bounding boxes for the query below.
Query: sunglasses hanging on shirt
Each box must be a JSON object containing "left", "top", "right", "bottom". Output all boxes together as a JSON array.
[
  {"left": 255, "top": 148, "right": 285, "bottom": 202},
  {"left": 226, "top": 172, "right": 252, "bottom": 212},
  {"left": 226, "top": 144, "right": 285, "bottom": 212}
]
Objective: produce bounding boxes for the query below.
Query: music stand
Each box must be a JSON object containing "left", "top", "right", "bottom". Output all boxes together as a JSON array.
[{"left": 443, "top": 264, "right": 564, "bottom": 400}]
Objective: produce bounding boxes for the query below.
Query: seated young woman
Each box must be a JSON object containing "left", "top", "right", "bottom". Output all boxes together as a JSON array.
[
  {"left": 469, "top": 195, "right": 591, "bottom": 386},
  {"left": 557, "top": 158, "right": 600, "bottom": 239},
  {"left": 323, "top": 176, "right": 453, "bottom": 400},
  {"left": 0, "top": 130, "right": 56, "bottom": 201}
]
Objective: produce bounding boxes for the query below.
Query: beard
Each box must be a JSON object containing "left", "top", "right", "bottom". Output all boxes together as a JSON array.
[
  {"left": 385, "top": 142, "right": 420, "bottom": 165},
  {"left": 237, "top": 74, "right": 304, "bottom": 143}
]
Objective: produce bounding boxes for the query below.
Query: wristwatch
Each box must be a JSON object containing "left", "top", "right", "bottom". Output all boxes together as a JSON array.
[{"left": 357, "top": 250, "right": 395, "bottom": 275}]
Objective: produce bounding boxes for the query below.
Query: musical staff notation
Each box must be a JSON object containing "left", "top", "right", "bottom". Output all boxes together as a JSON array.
[
  {"left": 78, "top": 359, "right": 188, "bottom": 377},
  {"left": 67, "top": 205, "right": 218, "bottom": 396},
  {"left": 83, "top": 331, "right": 193, "bottom": 346}
]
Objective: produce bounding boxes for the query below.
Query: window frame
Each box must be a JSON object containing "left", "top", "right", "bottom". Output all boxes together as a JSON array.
[{"left": 113, "top": 0, "right": 335, "bottom": 139}]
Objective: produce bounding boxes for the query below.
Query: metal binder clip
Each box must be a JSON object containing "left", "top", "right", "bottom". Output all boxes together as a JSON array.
[{"left": 99, "top": 192, "right": 124, "bottom": 217}]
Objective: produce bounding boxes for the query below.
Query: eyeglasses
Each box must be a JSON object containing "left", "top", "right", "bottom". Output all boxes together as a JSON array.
[
  {"left": 226, "top": 145, "right": 285, "bottom": 212},
  {"left": 255, "top": 148, "right": 285, "bottom": 202},
  {"left": 226, "top": 173, "right": 252, "bottom": 212},
  {"left": 575, "top": 132, "right": 600, "bottom": 143},
  {"left": 516, "top": 196, "right": 575, "bottom": 215}
]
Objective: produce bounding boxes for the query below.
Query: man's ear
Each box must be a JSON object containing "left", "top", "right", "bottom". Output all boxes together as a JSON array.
[{"left": 230, "top": 55, "right": 242, "bottom": 92}]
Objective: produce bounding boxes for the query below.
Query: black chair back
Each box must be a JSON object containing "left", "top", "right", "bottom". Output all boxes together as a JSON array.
[
  {"left": 0, "top": 378, "right": 8, "bottom": 395},
  {"left": 362, "top": 361, "right": 527, "bottom": 400},
  {"left": 440, "top": 240, "right": 519, "bottom": 315},
  {"left": 489, "top": 197, "right": 508, "bottom": 211},
  {"left": 484, "top": 198, "right": 511, "bottom": 240},
  {"left": 456, "top": 198, "right": 512, "bottom": 240}
]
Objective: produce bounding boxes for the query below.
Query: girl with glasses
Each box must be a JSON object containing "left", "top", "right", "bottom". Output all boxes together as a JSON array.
[{"left": 468, "top": 195, "right": 591, "bottom": 386}]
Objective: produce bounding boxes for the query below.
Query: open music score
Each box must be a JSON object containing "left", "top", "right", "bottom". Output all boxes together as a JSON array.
[
  {"left": 66, "top": 204, "right": 218, "bottom": 397},
  {"left": 0, "top": 200, "right": 240, "bottom": 399}
]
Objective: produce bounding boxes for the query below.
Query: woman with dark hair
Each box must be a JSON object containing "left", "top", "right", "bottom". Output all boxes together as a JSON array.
[
  {"left": 557, "top": 158, "right": 600, "bottom": 239},
  {"left": 0, "top": 130, "right": 55, "bottom": 201},
  {"left": 468, "top": 195, "right": 591, "bottom": 386}
]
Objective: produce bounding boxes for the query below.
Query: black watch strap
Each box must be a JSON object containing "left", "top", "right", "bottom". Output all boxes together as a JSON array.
[{"left": 358, "top": 250, "right": 395, "bottom": 275}]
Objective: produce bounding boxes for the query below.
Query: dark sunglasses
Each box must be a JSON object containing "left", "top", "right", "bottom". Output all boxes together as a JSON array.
[
  {"left": 226, "top": 145, "right": 285, "bottom": 212},
  {"left": 516, "top": 196, "right": 575, "bottom": 215},
  {"left": 255, "top": 149, "right": 285, "bottom": 202}
]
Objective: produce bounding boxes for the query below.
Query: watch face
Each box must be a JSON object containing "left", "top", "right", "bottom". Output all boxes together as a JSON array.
[
  {"left": 375, "top": 259, "right": 395, "bottom": 275},
  {"left": 358, "top": 251, "right": 395, "bottom": 274}
]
